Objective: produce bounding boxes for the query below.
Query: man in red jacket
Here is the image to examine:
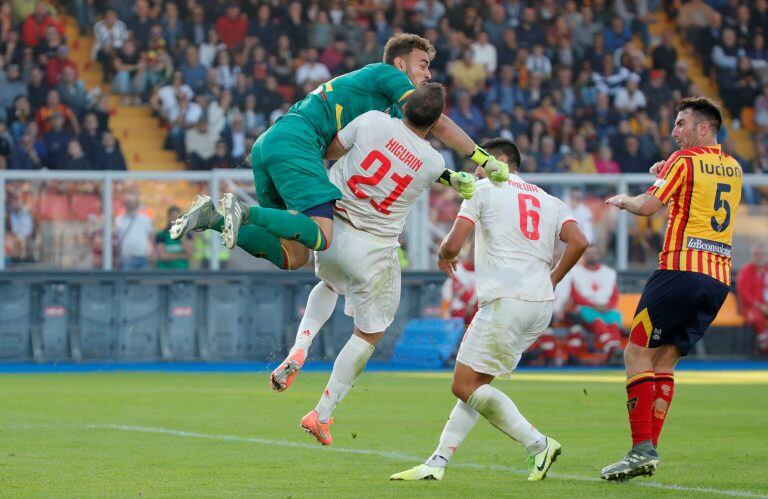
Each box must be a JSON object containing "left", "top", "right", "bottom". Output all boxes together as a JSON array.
[
  {"left": 22, "top": 2, "right": 64, "bottom": 48},
  {"left": 736, "top": 244, "right": 768, "bottom": 354},
  {"left": 215, "top": 4, "right": 247, "bottom": 50}
]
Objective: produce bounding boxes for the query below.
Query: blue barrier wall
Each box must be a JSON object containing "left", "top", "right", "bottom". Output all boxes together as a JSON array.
[{"left": 0, "top": 272, "right": 447, "bottom": 362}]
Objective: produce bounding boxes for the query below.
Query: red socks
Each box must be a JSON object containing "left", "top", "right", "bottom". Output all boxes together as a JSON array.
[
  {"left": 652, "top": 373, "right": 675, "bottom": 447},
  {"left": 626, "top": 371, "right": 655, "bottom": 446}
]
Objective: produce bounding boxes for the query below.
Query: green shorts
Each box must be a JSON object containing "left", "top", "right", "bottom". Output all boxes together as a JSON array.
[{"left": 250, "top": 114, "right": 342, "bottom": 213}]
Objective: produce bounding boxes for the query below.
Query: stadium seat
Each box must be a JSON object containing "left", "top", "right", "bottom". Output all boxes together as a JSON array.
[{"left": 392, "top": 318, "right": 465, "bottom": 368}]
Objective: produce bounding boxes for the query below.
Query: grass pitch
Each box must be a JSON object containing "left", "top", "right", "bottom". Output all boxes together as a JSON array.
[{"left": 1, "top": 370, "right": 767, "bottom": 497}]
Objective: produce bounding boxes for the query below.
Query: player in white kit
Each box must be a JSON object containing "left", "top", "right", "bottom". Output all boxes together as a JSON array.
[
  {"left": 268, "top": 83, "right": 477, "bottom": 445},
  {"left": 391, "top": 138, "right": 588, "bottom": 482}
]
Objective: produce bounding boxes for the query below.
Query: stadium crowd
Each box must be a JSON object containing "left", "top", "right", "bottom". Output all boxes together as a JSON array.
[{"left": 3, "top": 1, "right": 768, "bottom": 270}]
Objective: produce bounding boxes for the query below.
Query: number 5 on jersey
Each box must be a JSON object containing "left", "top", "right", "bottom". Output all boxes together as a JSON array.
[{"left": 347, "top": 149, "right": 413, "bottom": 215}]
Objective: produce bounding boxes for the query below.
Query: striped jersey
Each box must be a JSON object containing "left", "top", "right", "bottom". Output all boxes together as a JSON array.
[{"left": 646, "top": 145, "right": 742, "bottom": 285}]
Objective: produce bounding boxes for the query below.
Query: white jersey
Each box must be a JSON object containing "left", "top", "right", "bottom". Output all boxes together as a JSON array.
[
  {"left": 330, "top": 111, "right": 446, "bottom": 239},
  {"left": 457, "top": 174, "right": 575, "bottom": 304}
]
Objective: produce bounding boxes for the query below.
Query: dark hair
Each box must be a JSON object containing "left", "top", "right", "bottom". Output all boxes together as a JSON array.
[
  {"left": 404, "top": 83, "right": 445, "bottom": 128},
  {"left": 481, "top": 138, "right": 521, "bottom": 169},
  {"left": 383, "top": 33, "right": 435, "bottom": 65},
  {"left": 677, "top": 97, "right": 723, "bottom": 132}
]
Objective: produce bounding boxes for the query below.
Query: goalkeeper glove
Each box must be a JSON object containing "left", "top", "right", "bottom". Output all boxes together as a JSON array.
[
  {"left": 439, "top": 170, "right": 475, "bottom": 200},
  {"left": 469, "top": 145, "right": 510, "bottom": 186}
]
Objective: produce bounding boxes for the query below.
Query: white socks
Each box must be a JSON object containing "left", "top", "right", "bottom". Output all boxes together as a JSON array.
[
  {"left": 315, "top": 334, "right": 375, "bottom": 423},
  {"left": 291, "top": 282, "right": 338, "bottom": 355},
  {"left": 467, "top": 384, "right": 546, "bottom": 455},
  {"left": 425, "top": 400, "right": 479, "bottom": 468}
]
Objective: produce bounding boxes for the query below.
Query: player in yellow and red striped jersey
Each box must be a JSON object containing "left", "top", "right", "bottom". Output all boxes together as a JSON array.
[{"left": 601, "top": 97, "right": 742, "bottom": 481}]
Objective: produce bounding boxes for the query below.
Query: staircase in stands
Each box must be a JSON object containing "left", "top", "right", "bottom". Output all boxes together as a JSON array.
[
  {"left": 649, "top": 13, "right": 756, "bottom": 160},
  {"left": 64, "top": 17, "right": 184, "bottom": 171}
]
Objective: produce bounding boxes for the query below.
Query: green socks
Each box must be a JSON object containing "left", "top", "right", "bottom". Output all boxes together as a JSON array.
[
  {"left": 235, "top": 225, "right": 286, "bottom": 269},
  {"left": 207, "top": 213, "right": 286, "bottom": 269},
  {"left": 248, "top": 206, "right": 329, "bottom": 251}
]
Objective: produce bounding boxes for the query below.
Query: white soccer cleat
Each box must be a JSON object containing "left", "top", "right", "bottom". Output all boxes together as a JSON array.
[
  {"left": 389, "top": 464, "right": 445, "bottom": 481},
  {"left": 527, "top": 437, "right": 562, "bottom": 481},
  {"left": 218, "top": 193, "right": 247, "bottom": 249},
  {"left": 170, "top": 195, "right": 218, "bottom": 240}
]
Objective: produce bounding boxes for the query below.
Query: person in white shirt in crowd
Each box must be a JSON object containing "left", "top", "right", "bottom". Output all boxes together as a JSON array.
[
  {"left": 613, "top": 74, "right": 647, "bottom": 114},
  {"left": 568, "top": 244, "right": 623, "bottom": 355},
  {"left": 92, "top": 8, "right": 128, "bottom": 83},
  {"left": 471, "top": 31, "right": 498, "bottom": 74},
  {"left": 296, "top": 47, "right": 331, "bottom": 86},
  {"left": 392, "top": 137, "right": 588, "bottom": 483},
  {"left": 267, "top": 84, "right": 476, "bottom": 447},
  {"left": 115, "top": 190, "right": 154, "bottom": 270}
]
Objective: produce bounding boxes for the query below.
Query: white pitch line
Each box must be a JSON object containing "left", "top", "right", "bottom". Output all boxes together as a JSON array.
[{"left": 90, "top": 424, "right": 767, "bottom": 498}]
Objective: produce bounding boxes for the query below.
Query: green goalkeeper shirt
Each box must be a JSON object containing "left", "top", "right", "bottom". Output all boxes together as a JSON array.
[{"left": 286, "top": 63, "right": 415, "bottom": 148}]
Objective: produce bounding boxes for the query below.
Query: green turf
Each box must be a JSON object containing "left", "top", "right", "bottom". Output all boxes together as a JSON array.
[{"left": 1, "top": 371, "right": 766, "bottom": 497}]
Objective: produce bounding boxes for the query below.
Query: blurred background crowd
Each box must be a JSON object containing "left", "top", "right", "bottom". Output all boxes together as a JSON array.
[{"left": 1, "top": 0, "right": 767, "bottom": 274}]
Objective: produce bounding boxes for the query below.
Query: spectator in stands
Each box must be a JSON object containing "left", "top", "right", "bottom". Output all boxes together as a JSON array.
[
  {"left": 220, "top": 112, "right": 246, "bottom": 165},
  {"left": 92, "top": 8, "right": 128, "bottom": 83},
  {"left": 567, "top": 189, "right": 594, "bottom": 243},
  {"left": 160, "top": 1, "right": 184, "bottom": 53},
  {"left": 10, "top": 132, "right": 42, "bottom": 169},
  {"left": 114, "top": 190, "right": 154, "bottom": 270},
  {"left": 652, "top": 31, "right": 678, "bottom": 77},
  {"left": 603, "top": 17, "right": 631, "bottom": 53},
  {"left": 74, "top": 0, "right": 95, "bottom": 36},
  {"left": 296, "top": 47, "right": 330, "bottom": 86},
  {"left": 95, "top": 131, "right": 126, "bottom": 170},
  {"left": 26, "top": 65, "right": 47, "bottom": 110},
  {"left": 207, "top": 139, "right": 231, "bottom": 169},
  {"left": 734, "top": 56, "right": 760, "bottom": 121},
  {"left": 22, "top": 2, "right": 63, "bottom": 49},
  {"left": 755, "top": 85, "right": 768, "bottom": 133},
  {"left": 0, "top": 64, "right": 27, "bottom": 113},
  {"left": 43, "top": 113, "right": 73, "bottom": 168},
  {"left": 216, "top": 3, "right": 247, "bottom": 50},
  {"left": 127, "top": 0, "right": 153, "bottom": 50},
  {"left": 616, "top": 136, "right": 649, "bottom": 173},
  {"left": 63, "top": 139, "right": 93, "bottom": 170},
  {"left": 471, "top": 31, "right": 497, "bottom": 74},
  {"left": 613, "top": 74, "right": 647, "bottom": 114},
  {"left": 569, "top": 134, "right": 597, "bottom": 173},
  {"left": 57, "top": 66, "right": 88, "bottom": 118},
  {"left": 156, "top": 206, "right": 192, "bottom": 270},
  {"left": 78, "top": 112, "right": 101, "bottom": 161},
  {"left": 526, "top": 43, "right": 553, "bottom": 80},
  {"left": 737, "top": 244, "right": 768, "bottom": 355},
  {"left": 449, "top": 48, "right": 487, "bottom": 98},
  {"left": 213, "top": 49, "right": 240, "bottom": 90},
  {"left": 536, "top": 135, "right": 564, "bottom": 172},
  {"left": 6, "top": 192, "right": 34, "bottom": 262},
  {"left": 112, "top": 39, "right": 146, "bottom": 104},
  {"left": 357, "top": 29, "right": 383, "bottom": 67},
  {"left": 249, "top": 3, "right": 276, "bottom": 51},
  {"left": 179, "top": 45, "right": 207, "bottom": 94},
  {"left": 569, "top": 244, "right": 623, "bottom": 358},
  {"left": 448, "top": 92, "right": 484, "bottom": 141},
  {"left": 713, "top": 28, "right": 745, "bottom": 112},
  {"left": 484, "top": 64, "right": 524, "bottom": 114},
  {"left": 45, "top": 45, "right": 76, "bottom": 87},
  {"left": 319, "top": 35, "right": 348, "bottom": 75},
  {"left": 185, "top": 119, "right": 218, "bottom": 170},
  {"left": 36, "top": 89, "right": 79, "bottom": 134}
]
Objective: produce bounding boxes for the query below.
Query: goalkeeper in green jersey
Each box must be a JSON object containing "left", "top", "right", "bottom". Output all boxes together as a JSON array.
[{"left": 170, "top": 33, "right": 508, "bottom": 270}]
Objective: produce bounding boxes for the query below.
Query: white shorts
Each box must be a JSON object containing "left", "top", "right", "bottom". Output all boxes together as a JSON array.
[
  {"left": 315, "top": 218, "right": 401, "bottom": 334},
  {"left": 456, "top": 297, "right": 553, "bottom": 377}
]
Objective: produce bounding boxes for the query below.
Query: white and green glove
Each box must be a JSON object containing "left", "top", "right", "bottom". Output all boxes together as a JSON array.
[
  {"left": 439, "top": 170, "right": 475, "bottom": 200},
  {"left": 469, "top": 145, "right": 509, "bottom": 186}
]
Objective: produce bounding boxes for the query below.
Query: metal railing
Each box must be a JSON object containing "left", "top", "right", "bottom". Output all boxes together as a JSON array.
[{"left": 1, "top": 170, "right": 766, "bottom": 272}]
